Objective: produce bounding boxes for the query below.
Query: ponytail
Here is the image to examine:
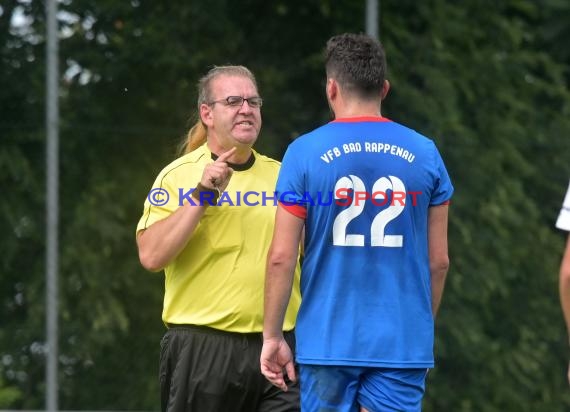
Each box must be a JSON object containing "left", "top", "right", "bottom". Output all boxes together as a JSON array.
[{"left": 179, "top": 119, "right": 207, "bottom": 155}]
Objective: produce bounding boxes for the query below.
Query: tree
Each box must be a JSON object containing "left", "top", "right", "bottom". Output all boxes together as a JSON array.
[
  {"left": 1, "top": 0, "right": 569, "bottom": 409},
  {"left": 381, "top": 0, "right": 570, "bottom": 409}
]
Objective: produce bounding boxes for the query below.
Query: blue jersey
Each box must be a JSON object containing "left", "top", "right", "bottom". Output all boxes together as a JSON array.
[{"left": 276, "top": 116, "right": 454, "bottom": 368}]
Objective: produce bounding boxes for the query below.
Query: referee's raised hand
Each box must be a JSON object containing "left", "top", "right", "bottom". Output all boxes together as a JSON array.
[{"left": 201, "top": 147, "right": 236, "bottom": 192}]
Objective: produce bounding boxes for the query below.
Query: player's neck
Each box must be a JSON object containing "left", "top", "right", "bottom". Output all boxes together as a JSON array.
[{"left": 332, "top": 100, "right": 382, "bottom": 119}]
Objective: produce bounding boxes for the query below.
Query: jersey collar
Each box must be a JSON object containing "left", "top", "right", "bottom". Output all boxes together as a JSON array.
[
  {"left": 332, "top": 116, "right": 391, "bottom": 123},
  {"left": 210, "top": 151, "right": 256, "bottom": 171}
]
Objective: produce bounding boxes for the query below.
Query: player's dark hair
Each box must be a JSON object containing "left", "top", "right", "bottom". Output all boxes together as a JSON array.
[{"left": 325, "top": 33, "right": 387, "bottom": 100}]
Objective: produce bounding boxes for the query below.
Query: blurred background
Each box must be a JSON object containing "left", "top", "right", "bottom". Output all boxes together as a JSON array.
[{"left": 1, "top": 0, "right": 570, "bottom": 410}]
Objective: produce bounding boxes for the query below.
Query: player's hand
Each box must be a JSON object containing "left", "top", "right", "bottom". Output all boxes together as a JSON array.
[
  {"left": 200, "top": 147, "right": 236, "bottom": 192},
  {"left": 260, "top": 337, "right": 296, "bottom": 392},
  {"left": 567, "top": 361, "right": 570, "bottom": 386}
]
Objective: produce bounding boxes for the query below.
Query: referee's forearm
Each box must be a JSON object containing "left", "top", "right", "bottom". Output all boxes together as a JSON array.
[{"left": 137, "top": 202, "right": 206, "bottom": 271}]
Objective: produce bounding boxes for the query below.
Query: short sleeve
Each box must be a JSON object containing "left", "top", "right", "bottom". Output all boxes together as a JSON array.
[
  {"left": 276, "top": 143, "right": 306, "bottom": 207},
  {"left": 556, "top": 180, "right": 570, "bottom": 232},
  {"left": 429, "top": 143, "right": 454, "bottom": 206},
  {"left": 136, "top": 173, "right": 181, "bottom": 234}
]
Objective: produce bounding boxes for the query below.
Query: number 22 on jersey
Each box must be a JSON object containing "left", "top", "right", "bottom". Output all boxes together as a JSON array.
[{"left": 332, "top": 175, "right": 405, "bottom": 247}]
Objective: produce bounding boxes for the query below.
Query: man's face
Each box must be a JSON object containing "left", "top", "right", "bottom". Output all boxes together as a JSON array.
[{"left": 201, "top": 75, "right": 262, "bottom": 151}]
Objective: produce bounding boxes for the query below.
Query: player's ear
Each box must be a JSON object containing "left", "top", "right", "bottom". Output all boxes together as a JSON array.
[
  {"left": 326, "top": 78, "right": 338, "bottom": 101},
  {"left": 381, "top": 80, "right": 390, "bottom": 100}
]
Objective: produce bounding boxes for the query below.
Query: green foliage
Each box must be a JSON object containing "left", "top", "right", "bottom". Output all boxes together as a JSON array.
[
  {"left": 1, "top": 0, "right": 569, "bottom": 409},
  {"left": 0, "top": 375, "right": 22, "bottom": 407},
  {"left": 381, "top": 0, "right": 570, "bottom": 410}
]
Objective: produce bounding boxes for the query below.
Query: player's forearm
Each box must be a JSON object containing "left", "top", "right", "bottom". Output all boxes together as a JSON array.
[
  {"left": 430, "top": 258, "right": 450, "bottom": 318},
  {"left": 263, "top": 254, "right": 296, "bottom": 339},
  {"left": 137, "top": 203, "right": 207, "bottom": 271},
  {"left": 427, "top": 205, "right": 450, "bottom": 317}
]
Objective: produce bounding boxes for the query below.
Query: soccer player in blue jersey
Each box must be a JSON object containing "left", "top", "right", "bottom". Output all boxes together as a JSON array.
[
  {"left": 556, "top": 181, "right": 570, "bottom": 385},
  {"left": 260, "top": 33, "right": 454, "bottom": 411}
]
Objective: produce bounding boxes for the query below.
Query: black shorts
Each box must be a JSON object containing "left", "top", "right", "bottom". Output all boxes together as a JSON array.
[{"left": 159, "top": 324, "right": 299, "bottom": 412}]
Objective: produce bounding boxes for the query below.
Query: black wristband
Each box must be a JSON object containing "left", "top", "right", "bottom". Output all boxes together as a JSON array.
[{"left": 191, "top": 182, "right": 220, "bottom": 206}]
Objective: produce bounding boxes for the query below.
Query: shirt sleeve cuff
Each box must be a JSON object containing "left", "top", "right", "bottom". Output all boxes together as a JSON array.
[{"left": 279, "top": 202, "right": 307, "bottom": 219}]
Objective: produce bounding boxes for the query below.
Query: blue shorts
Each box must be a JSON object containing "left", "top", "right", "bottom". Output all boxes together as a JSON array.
[{"left": 299, "top": 365, "right": 428, "bottom": 412}]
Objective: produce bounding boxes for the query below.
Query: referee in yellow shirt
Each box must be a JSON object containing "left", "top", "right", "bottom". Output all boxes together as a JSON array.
[{"left": 136, "top": 65, "right": 301, "bottom": 412}]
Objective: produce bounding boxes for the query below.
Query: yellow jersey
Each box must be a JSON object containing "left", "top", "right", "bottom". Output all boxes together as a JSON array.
[{"left": 137, "top": 144, "right": 301, "bottom": 332}]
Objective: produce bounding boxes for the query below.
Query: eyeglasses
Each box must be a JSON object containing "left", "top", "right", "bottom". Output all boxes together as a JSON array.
[{"left": 208, "top": 96, "right": 263, "bottom": 108}]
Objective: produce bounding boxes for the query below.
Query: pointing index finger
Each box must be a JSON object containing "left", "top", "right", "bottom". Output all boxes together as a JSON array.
[{"left": 216, "top": 147, "right": 237, "bottom": 163}]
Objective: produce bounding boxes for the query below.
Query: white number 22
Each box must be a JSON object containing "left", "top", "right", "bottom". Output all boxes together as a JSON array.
[{"left": 332, "top": 175, "right": 405, "bottom": 247}]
